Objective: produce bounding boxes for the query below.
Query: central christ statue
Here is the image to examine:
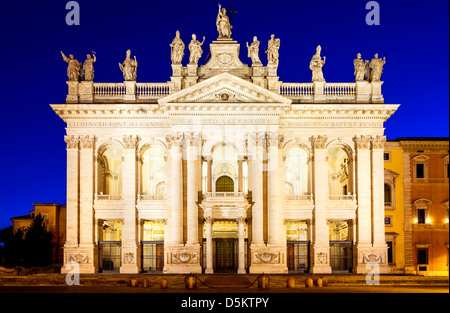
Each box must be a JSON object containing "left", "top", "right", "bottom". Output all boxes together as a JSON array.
[{"left": 216, "top": 4, "right": 232, "bottom": 38}]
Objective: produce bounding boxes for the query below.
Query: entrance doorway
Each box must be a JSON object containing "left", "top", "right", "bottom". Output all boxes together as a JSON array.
[
  {"left": 287, "top": 241, "right": 310, "bottom": 273},
  {"left": 141, "top": 241, "right": 164, "bottom": 272},
  {"left": 330, "top": 241, "right": 353, "bottom": 273},
  {"left": 98, "top": 241, "right": 121, "bottom": 273},
  {"left": 215, "top": 238, "right": 237, "bottom": 273}
]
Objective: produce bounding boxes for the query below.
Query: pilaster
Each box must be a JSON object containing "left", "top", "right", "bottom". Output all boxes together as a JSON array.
[
  {"left": 309, "top": 135, "right": 332, "bottom": 273},
  {"left": 120, "top": 135, "right": 140, "bottom": 274}
]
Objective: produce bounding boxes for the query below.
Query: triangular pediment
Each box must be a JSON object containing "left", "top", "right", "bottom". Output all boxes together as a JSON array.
[{"left": 158, "top": 72, "right": 291, "bottom": 106}]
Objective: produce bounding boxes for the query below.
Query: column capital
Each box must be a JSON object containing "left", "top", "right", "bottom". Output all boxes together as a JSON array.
[
  {"left": 182, "top": 132, "right": 202, "bottom": 148},
  {"left": 353, "top": 135, "right": 371, "bottom": 150},
  {"left": 310, "top": 135, "right": 328, "bottom": 149},
  {"left": 237, "top": 216, "right": 246, "bottom": 224},
  {"left": 80, "top": 135, "right": 97, "bottom": 150},
  {"left": 371, "top": 135, "right": 386, "bottom": 150},
  {"left": 165, "top": 132, "right": 183, "bottom": 149},
  {"left": 64, "top": 135, "right": 80, "bottom": 149},
  {"left": 123, "top": 135, "right": 140, "bottom": 150}
]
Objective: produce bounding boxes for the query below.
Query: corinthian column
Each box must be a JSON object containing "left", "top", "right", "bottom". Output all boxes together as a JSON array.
[
  {"left": 185, "top": 132, "right": 201, "bottom": 246},
  {"left": 120, "top": 135, "right": 140, "bottom": 274},
  {"left": 371, "top": 136, "right": 390, "bottom": 273},
  {"left": 250, "top": 132, "right": 264, "bottom": 245},
  {"left": 64, "top": 135, "right": 80, "bottom": 248},
  {"left": 353, "top": 135, "right": 373, "bottom": 273},
  {"left": 166, "top": 132, "right": 183, "bottom": 245},
  {"left": 310, "top": 135, "right": 332, "bottom": 273},
  {"left": 267, "top": 132, "right": 282, "bottom": 245}
]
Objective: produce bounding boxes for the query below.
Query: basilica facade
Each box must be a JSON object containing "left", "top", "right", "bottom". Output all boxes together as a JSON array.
[{"left": 53, "top": 9, "right": 398, "bottom": 274}]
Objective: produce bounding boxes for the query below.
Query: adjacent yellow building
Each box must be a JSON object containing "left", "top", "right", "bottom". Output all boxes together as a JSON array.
[{"left": 384, "top": 140, "right": 406, "bottom": 273}]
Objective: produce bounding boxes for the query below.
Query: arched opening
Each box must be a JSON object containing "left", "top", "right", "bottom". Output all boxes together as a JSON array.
[
  {"left": 384, "top": 184, "right": 392, "bottom": 205},
  {"left": 215, "top": 176, "right": 234, "bottom": 192},
  {"left": 140, "top": 145, "right": 166, "bottom": 197},
  {"left": 285, "top": 146, "right": 310, "bottom": 197},
  {"left": 327, "top": 146, "right": 353, "bottom": 196},
  {"left": 98, "top": 145, "right": 123, "bottom": 196}
]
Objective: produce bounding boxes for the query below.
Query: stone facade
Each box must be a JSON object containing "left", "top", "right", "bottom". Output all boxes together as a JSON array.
[{"left": 52, "top": 11, "right": 399, "bottom": 274}]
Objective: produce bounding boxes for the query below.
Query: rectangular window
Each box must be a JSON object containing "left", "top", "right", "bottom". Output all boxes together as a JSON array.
[
  {"left": 417, "top": 249, "right": 428, "bottom": 265},
  {"left": 387, "top": 241, "right": 393, "bottom": 264},
  {"left": 417, "top": 209, "right": 426, "bottom": 224},
  {"left": 416, "top": 164, "right": 425, "bottom": 178},
  {"left": 384, "top": 216, "right": 392, "bottom": 226},
  {"left": 384, "top": 152, "right": 391, "bottom": 161}
]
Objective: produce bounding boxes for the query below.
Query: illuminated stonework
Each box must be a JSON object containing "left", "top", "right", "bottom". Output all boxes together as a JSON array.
[{"left": 53, "top": 10, "right": 398, "bottom": 275}]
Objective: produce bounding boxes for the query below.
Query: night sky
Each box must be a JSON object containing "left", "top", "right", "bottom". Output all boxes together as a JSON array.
[{"left": 0, "top": 0, "right": 448, "bottom": 229}]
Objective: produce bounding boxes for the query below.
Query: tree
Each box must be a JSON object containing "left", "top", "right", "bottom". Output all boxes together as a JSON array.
[
  {"left": 22, "top": 214, "right": 54, "bottom": 268},
  {"left": 0, "top": 227, "right": 26, "bottom": 268}
]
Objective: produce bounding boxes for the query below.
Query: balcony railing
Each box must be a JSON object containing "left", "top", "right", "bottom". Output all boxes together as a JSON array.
[
  {"left": 205, "top": 192, "right": 247, "bottom": 198},
  {"left": 138, "top": 194, "right": 165, "bottom": 201},
  {"left": 285, "top": 194, "right": 312, "bottom": 200},
  {"left": 328, "top": 195, "right": 355, "bottom": 200},
  {"left": 96, "top": 194, "right": 122, "bottom": 200}
]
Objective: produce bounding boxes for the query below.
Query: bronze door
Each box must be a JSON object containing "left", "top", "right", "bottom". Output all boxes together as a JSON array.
[{"left": 215, "top": 239, "right": 237, "bottom": 273}]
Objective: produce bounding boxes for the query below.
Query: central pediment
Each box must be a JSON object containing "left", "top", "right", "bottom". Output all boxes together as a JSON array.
[{"left": 158, "top": 72, "right": 292, "bottom": 107}]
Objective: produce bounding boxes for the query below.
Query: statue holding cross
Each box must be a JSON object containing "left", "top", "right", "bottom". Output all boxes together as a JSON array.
[{"left": 216, "top": 4, "right": 233, "bottom": 38}]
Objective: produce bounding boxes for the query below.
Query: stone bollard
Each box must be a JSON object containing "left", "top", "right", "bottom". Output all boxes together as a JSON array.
[
  {"left": 315, "top": 277, "right": 323, "bottom": 287},
  {"left": 258, "top": 275, "right": 270, "bottom": 289},
  {"left": 286, "top": 277, "right": 295, "bottom": 288},
  {"left": 130, "top": 279, "right": 138, "bottom": 287},
  {"left": 321, "top": 276, "right": 328, "bottom": 287},
  {"left": 185, "top": 274, "right": 197, "bottom": 289},
  {"left": 142, "top": 278, "right": 150, "bottom": 288},
  {"left": 160, "top": 277, "right": 168, "bottom": 289},
  {"left": 305, "top": 277, "right": 314, "bottom": 287}
]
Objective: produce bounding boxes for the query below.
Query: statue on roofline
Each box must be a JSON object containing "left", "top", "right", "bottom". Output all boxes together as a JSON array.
[
  {"left": 216, "top": 3, "right": 232, "bottom": 38},
  {"left": 266, "top": 34, "right": 280, "bottom": 65},
  {"left": 369, "top": 53, "right": 386, "bottom": 82},
  {"left": 188, "top": 34, "right": 205, "bottom": 65},
  {"left": 82, "top": 52, "right": 96, "bottom": 81},
  {"left": 61, "top": 51, "right": 81, "bottom": 81},
  {"left": 170, "top": 30, "right": 185, "bottom": 65},
  {"left": 247, "top": 36, "right": 262, "bottom": 66},
  {"left": 353, "top": 53, "right": 369, "bottom": 82},
  {"left": 309, "top": 45, "right": 326, "bottom": 82},
  {"left": 119, "top": 49, "right": 137, "bottom": 81}
]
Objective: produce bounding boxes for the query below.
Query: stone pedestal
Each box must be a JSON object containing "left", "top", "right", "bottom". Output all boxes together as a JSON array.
[
  {"left": 164, "top": 245, "right": 202, "bottom": 274},
  {"left": 124, "top": 81, "right": 136, "bottom": 102},
  {"left": 249, "top": 245, "right": 288, "bottom": 274},
  {"left": 313, "top": 81, "right": 326, "bottom": 103},
  {"left": 79, "top": 81, "right": 94, "bottom": 103},
  {"left": 371, "top": 81, "right": 384, "bottom": 103},
  {"left": 356, "top": 81, "right": 370, "bottom": 103},
  {"left": 66, "top": 81, "right": 79, "bottom": 103},
  {"left": 170, "top": 64, "right": 183, "bottom": 91}
]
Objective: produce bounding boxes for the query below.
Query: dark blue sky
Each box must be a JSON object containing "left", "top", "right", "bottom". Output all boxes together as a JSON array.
[{"left": 0, "top": 0, "right": 448, "bottom": 229}]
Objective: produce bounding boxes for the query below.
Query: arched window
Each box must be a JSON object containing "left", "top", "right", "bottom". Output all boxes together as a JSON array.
[
  {"left": 384, "top": 184, "right": 392, "bottom": 205},
  {"left": 285, "top": 146, "right": 309, "bottom": 196},
  {"left": 98, "top": 146, "right": 123, "bottom": 196},
  {"left": 141, "top": 145, "right": 166, "bottom": 196},
  {"left": 215, "top": 176, "right": 234, "bottom": 192},
  {"left": 327, "top": 146, "right": 353, "bottom": 196}
]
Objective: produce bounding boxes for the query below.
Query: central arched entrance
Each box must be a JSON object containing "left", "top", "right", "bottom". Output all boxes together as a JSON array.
[{"left": 215, "top": 176, "right": 234, "bottom": 192}]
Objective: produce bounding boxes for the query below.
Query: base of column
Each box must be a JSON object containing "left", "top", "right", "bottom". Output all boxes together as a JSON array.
[
  {"left": 163, "top": 244, "right": 202, "bottom": 274},
  {"left": 354, "top": 244, "right": 390, "bottom": 274},
  {"left": 310, "top": 244, "right": 332, "bottom": 274},
  {"left": 205, "top": 269, "right": 214, "bottom": 274},
  {"left": 120, "top": 244, "right": 140, "bottom": 274},
  {"left": 237, "top": 268, "right": 247, "bottom": 274},
  {"left": 248, "top": 244, "right": 288, "bottom": 274},
  {"left": 61, "top": 245, "right": 97, "bottom": 274}
]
